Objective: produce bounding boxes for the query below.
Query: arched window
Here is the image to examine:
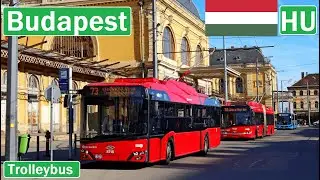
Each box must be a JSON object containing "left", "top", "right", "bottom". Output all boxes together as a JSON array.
[
  {"left": 52, "top": 37, "right": 95, "bottom": 59},
  {"left": 292, "top": 91, "right": 296, "bottom": 96},
  {"left": 309, "top": 101, "right": 311, "bottom": 108},
  {"left": 27, "top": 75, "right": 40, "bottom": 133},
  {"left": 219, "top": 78, "right": 224, "bottom": 94},
  {"left": 1, "top": 71, "right": 7, "bottom": 85},
  {"left": 293, "top": 102, "right": 296, "bottom": 109},
  {"left": 315, "top": 101, "right": 319, "bottom": 108},
  {"left": 236, "top": 77, "right": 243, "bottom": 93},
  {"left": 181, "top": 37, "right": 190, "bottom": 65},
  {"left": 162, "top": 27, "right": 175, "bottom": 60},
  {"left": 299, "top": 90, "right": 303, "bottom": 96},
  {"left": 72, "top": 81, "right": 78, "bottom": 90},
  {"left": 28, "top": 75, "right": 39, "bottom": 94},
  {"left": 51, "top": 78, "right": 59, "bottom": 86},
  {"left": 195, "top": 45, "right": 204, "bottom": 66},
  {"left": 314, "top": 90, "right": 318, "bottom": 96},
  {"left": 300, "top": 101, "right": 304, "bottom": 109}
]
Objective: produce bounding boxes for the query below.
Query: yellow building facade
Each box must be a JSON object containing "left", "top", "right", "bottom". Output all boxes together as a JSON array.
[
  {"left": 1, "top": 0, "right": 214, "bottom": 134},
  {"left": 210, "top": 48, "right": 278, "bottom": 111}
]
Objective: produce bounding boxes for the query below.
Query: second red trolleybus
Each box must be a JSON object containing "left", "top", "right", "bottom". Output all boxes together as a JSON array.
[
  {"left": 79, "top": 78, "right": 222, "bottom": 164},
  {"left": 221, "top": 101, "right": 275, "bottom": 140}
]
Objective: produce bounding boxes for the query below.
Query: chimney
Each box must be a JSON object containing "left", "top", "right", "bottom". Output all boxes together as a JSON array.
[
  {"left": 244, "top": 45, "right": 247, "bottom": 48},
  {"left": 301, "top": 72, "right": 305, "bottom": 78},
  {"left": 231, "top": 46, "right": 234, "bottom": 49}
]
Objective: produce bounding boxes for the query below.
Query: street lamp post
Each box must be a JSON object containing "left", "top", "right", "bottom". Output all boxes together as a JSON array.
[{"left": 307, "top": 80, "right": 311, "bottom": 126}]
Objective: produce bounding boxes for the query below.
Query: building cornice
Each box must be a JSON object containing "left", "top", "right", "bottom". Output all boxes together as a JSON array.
[{"left": 158, "top": 0, "right": 205, "bottom": 34}]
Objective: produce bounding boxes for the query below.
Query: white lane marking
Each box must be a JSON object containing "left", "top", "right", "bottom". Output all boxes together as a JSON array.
[{"left": 249, "top": 159, "right": 264, "bottom": 168}]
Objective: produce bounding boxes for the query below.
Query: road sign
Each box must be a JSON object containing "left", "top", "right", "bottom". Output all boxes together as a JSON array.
[
  {"left": 44, "top": 85, "right": 61, "bottom": 103},
  {"left": 59, "top": 68, "right": 69, "bottom": 94}
]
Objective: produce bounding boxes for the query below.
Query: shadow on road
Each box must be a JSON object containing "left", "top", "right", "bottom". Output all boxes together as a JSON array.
[
  {"left": 81, "top": 161, "right": 147, "bottom": 170},
  {"left": 149, "top": 129, "right": 319, "bottom": 180},
  {"left": 1, "top": 148, "right": 79, "bottom": 163},
  {"left": 292, "top": 127, "right": 319, "bottom": 138}
]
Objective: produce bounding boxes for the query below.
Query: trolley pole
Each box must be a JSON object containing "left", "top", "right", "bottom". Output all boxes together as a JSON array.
[
  {"left": 152, "top": 0, "right": 158, "bottom": 78},
  {"left": 5, "top": 0, "right": 19, "bottom": 161}
]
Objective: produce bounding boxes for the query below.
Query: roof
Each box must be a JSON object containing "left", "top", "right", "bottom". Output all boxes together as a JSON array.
[
  {"left": 288, "top": 74, "right": 319, "bottom": 87},
  {"left": 1, "top": 39, "right": 133, "bottom": 78},
  {"left": 177, "top": 0, "right": 201, "bottom": 19},
  {"left": 85, "top": 78, "right": 221, "bottom": 107},
  {"left": 209, "top": 48, "right": 268, "bottom": 66}
]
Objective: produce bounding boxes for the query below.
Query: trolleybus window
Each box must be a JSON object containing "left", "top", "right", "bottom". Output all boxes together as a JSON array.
[
  {"left": 267, "top": 114, "right": 275, "bottom": 125},
  {"left": 150, "top": 101, "right": 221, "bottom": 135},
  {"left": 83, "top": 97, "right": 148, "bottom": 139}
]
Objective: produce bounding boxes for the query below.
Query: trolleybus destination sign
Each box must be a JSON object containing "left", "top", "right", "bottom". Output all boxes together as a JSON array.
[
  {"left": 223, "top": 107, "right": 248, "bottom": 112},
  {"left": 84, "top": 86, "right": 145, "bottom": 97}
]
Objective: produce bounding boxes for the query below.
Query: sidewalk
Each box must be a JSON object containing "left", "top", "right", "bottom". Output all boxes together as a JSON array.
[
  {"left": 1, "top": 140, "right": 80, "bottom": 162},
  {"left": 1, "top": 134, "right": 76, "bottom": 145}
]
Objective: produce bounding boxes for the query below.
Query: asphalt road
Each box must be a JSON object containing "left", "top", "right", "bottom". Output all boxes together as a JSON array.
[{"left": 1, "top": 127, "right": 319, "bottom": 180}]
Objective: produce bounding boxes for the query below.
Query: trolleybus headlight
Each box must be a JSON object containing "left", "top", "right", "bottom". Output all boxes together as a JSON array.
[
  {"left": 81, "top": 149, "right": 85, "bottom": 153},
  {"left": 133, "top": 152, "right": 139, "bottom": 156},
  {"left": 95, "top": 154, "right": 102, "bottom": 159},
  {"left": 139, "top": 151, "right": 145, "bottom": 155}
]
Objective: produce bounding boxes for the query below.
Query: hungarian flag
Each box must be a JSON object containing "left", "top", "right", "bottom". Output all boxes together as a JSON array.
[{"left": 205, "top": 0, "right": 278, "bottom": 36}]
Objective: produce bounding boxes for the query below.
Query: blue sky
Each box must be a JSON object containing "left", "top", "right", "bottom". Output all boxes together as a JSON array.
[{"left": 193, "top": 0, "right": 319, "bottom": 90}]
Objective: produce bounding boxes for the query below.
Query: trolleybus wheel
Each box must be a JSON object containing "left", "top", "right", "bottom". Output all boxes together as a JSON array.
[
  {"left": 162, "top": 141, "right": 173, "bottom": 165},
  {"left": 201, "top": 135, "right": 209, "bottom": 156}
]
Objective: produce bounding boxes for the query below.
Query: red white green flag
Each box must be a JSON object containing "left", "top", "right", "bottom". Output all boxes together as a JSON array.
[{"left": 205, "top": 0, "right": 278, "bottom": 36}]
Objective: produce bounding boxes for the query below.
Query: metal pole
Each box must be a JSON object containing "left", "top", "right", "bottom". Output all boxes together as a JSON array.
[
  {"left": 256, "top": 58, "right": 259, "bottom": 102},
  {"left": 139, "top": 1, "right": 145, "bottom": 78},
  {"left": 152, "top": 0, "right": 158, "bottom": 78},
  {"left": 50, "top": 87, "right": 54, "bottom": 161},
  {"left": 271, "top": 78, "right": 274, "bottom": 109},
  {"left": 68, "top": 67, "right": 73, "bottom": 160},
  {"left": 281, "top": 80, "right": 283, "bottom": 113},
  {"left": 307, "top": 81, "right": 311, "bottom": 126},
  {"left": 223, "top": 36, "right": 228, "bottom": 103},
  {"left": 276, "top": 76, "right": 279, "bottom": 114},
  {"left": 5, "top": 0, "right": 19, "bottom": 161}
]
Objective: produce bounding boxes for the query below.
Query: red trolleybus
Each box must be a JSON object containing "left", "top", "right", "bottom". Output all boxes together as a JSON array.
[
  {"left": 266, "top": 106, "right": 275, "bottom": 135},
  {"left": 79, "top": 78, "right": 221, "bottom": 164},
  {"left": 221, "top": 101, "right": 267, "bottom": 140}
]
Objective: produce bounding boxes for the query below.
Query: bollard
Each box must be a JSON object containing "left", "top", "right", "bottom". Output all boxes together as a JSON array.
[
  {"left": 74, "top": 134, "right": 77, "bottom": 156},
  {"left": 37, "top": 135, "right": 40, "bottom": 160},
  {"left": 45, "top": 131, "right": 51, "bottom": 157}
]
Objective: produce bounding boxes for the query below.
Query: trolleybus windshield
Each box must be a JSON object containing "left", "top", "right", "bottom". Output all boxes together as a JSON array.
[
  {"left": 222, "top": 107, "right": 253, "bottom": 127},
  {"left": 277, "top": 114, "right": 292, "bottom": 125},
  {"left": 81, "top": 86, "right": 148, "bottom": 139}
]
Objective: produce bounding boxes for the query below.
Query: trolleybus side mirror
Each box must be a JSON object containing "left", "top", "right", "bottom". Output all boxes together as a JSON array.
[{"left": 63, "top": 95, "right": 78, "bottom": 108}]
